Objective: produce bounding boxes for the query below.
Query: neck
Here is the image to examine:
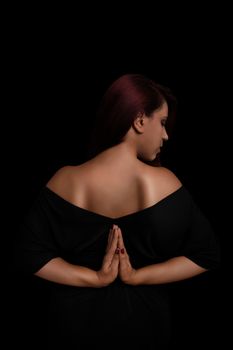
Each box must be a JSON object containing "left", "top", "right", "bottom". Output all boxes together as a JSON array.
[{"left": 89, "top": 142, "right": 139, "bottom": 168}]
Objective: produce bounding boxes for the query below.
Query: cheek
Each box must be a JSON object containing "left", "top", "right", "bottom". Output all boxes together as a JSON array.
[{"left": 152, "top": 124, "right": 162, "bottom": 139}]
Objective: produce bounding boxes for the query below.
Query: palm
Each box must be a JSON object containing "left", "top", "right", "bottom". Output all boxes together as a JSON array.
[
  {"left": 116, "top": 227, "right": 136, "bottom": 284},
  {"left": 97, "top": 227, "right": 119, "bottom": 286}
]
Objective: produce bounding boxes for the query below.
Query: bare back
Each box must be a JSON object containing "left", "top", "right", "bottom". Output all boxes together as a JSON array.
[{"left": 46, "top": 160, "right": 182, "bottom": 220}]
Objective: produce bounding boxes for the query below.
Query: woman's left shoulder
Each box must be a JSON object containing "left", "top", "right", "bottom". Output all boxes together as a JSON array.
[
  {"left": 155, "top": 166, "right": 182, "bottom": 189},
  {"left": 142, "top": 164, "right": 183, "bottom": 200}
]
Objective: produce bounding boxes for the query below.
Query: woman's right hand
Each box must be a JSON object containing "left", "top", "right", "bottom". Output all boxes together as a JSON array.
[{"left": 96, "top": 225, "right": 120, "bottom": 287}]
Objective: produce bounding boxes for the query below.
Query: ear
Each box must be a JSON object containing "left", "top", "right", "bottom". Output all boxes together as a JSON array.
[{"left": 132, "top": 112, "right": 147, "bottom": 134}]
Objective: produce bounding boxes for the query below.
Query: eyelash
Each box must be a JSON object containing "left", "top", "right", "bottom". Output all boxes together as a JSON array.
[{"left": 161, "top": 120, "right": 167, "bottom": 127}]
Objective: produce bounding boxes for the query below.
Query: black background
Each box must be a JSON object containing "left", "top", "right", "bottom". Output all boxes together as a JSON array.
[{"left": 4, "top": 10, "right": 229, "bottom": 348}]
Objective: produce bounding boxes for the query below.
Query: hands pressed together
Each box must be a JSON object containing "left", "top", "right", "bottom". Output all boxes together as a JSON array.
[{"left": 97, "top": 224, "right": 137, "bottom": 287}]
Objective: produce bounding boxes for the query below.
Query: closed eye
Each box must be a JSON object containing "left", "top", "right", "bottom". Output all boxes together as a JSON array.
[{"left": 161, "top": 119, "right": 167, "bottom": 127}]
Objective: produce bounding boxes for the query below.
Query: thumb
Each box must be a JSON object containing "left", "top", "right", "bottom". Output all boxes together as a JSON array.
[{"left": 111, "top": 250, "right": 120, "bottom": 268}]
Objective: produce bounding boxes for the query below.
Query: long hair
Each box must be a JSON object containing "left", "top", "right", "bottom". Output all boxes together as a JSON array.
[{"left": 85, "top": 74, "right": 177, "bottom": 166}]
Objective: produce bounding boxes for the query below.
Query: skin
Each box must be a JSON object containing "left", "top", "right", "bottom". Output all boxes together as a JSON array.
[
  {"left": 36, "top": 101, "right": 207, "bottom": 287},
  {"left": 132, "top": 102, "right": 169, "bottom": 162}
]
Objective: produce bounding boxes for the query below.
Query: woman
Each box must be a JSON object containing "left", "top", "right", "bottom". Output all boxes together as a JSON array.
[{"left": 19, "top": 74, "right": 220, "bottom": 348}]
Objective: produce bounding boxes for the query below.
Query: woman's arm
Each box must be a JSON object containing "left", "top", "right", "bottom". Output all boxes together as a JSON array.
[
  {"left": 128, "top": 256, "right": 207, "bottom": 286},
  {"left": 35, "top": 257, "right": 101, "bottom": 287},
  {"left": 35, "top": 226, "right": 120, "bottom": 288},
  {"left": 117, "top": 226, "right": 207, "bottom": 285}
]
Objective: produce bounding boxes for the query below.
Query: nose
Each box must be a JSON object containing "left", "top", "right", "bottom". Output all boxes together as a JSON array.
[{"left": 162, "top": 128, "right": 169, "bottom": 141}]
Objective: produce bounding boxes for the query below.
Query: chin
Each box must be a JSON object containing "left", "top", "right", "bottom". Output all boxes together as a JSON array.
[
  {"left": 149, "top": 150, "right": 158, "bottom": 160},
  {"left": 138, "top": 151, "right": 159, "bottom": 163},
  {"left": 149, "top": 154, "right": 158, "bottom": 162}
]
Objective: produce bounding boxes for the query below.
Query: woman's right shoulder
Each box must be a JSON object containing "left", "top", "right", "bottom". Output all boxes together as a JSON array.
[{"left": 46, "top": 165, "right": 76, "bottom": 194}]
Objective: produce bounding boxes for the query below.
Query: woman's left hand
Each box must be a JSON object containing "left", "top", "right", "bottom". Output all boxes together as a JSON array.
[{"left": 116, "top": 226, "right": 137, "bottom": 285}]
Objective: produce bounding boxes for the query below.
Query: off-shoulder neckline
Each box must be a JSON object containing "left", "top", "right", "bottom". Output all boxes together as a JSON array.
[{"left": 43, "top": 185, "right": 185, "bottom": 221}]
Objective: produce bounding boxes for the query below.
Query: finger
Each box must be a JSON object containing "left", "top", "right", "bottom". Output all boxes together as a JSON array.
[
  {"left": 106, "top": 225, "right": 116, "bottom": 251},
  {"left": 106, "top": 228, "right": 113, "bottom": 249},
  {"left": 105, "top": 229, "right": 112, "bottom": 252},
  {"left": 117, "top": 228, "right": 125, "bottom": 250},
  {"left": 117, "top": 229, "right": 129, "bottom": 260},
  {"left": 108, "top": 224, "right": 118, "bottom": 245},
  {"left": 108, "top": 229, "right": 119, "bottom": 255},
  {"left": 104, "top": 229, "right": 119, "bottom": 263},
  {"left": 107, "top": 229, "right": 112, "bottom": 243}
]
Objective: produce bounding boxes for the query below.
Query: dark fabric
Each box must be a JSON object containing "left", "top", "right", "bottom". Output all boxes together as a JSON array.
[{"left": 17, "top": 185, "right": 220, "bottom": 348}]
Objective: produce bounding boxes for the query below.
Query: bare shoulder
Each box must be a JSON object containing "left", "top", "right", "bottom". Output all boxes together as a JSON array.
[
  {"left": 46, "top": 165, "right": 77, "bottom": 196},
  {"left": 148, "top": 166, "right": 182, "bottom": 197},
  {"left": 155, "top": 166, "right": 182, "bottom": 186}
]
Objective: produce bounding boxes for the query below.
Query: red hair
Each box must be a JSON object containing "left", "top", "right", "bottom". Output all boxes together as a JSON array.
[{"left": 86, "top": 74, "right": 177, "bottom": 166}]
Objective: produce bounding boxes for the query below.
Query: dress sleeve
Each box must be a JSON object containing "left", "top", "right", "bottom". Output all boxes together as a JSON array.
[
  {"left": 17, "top": 192, "right": 60, "bottom": 274},
  {"left": 181, "top": 194, "right": 221, "bottom": 270}
]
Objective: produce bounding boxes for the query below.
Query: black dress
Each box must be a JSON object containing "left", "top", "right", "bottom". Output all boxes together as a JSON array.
[{"left": 18, "top": 186, "right": 220, "bottom": 349}]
